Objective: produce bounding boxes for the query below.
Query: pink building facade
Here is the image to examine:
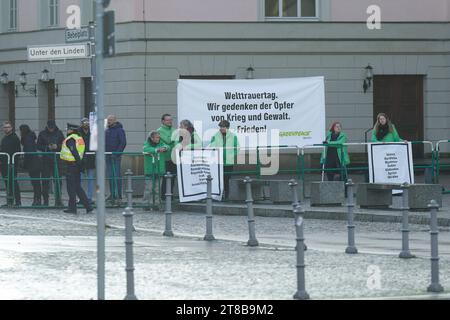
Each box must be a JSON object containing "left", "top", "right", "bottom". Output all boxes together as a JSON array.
[{"left": 1, "top": 0, "right": 449, "bottom": 33}]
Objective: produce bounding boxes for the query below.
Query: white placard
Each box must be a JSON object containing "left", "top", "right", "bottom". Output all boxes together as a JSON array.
[
  {"left": 176, "top": 148, "right": 224, "bottom": 203},
  {"left": 89, "top": 112, "right": 98, "bottom": 151},
  {"left": 368, "top": 142, "right": 414, "bottom": 184},
  {"left": 177, "top": 77, "right": 325, "bottom": 147},
  {"left": 27, "top": 44, "right": 90, "bottom": 61}
]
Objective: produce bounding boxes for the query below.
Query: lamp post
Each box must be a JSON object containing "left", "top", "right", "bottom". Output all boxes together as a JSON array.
[
  {"left": 363, "top": 64, "right": 373, "bottom": 93},
  {"left": 16, "top": 71, "right": 37, "bottom": 96},
  {"left": 41, "top": 69, "right": 50, "bottom": 82},
  {"left": 0, "top": 72, "right": 8, "bottom": 85},
  {"left": 246, "top": 65, "right": 254, "bottom": 79}
]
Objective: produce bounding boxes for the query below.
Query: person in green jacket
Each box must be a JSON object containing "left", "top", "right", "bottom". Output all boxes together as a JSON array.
[
  {"left": 320, "top": 122, "right": 350, "bottom": 181},
  {"left": 157, "top": 114, "right": 177, "bottom": 199},
  {"left": 371, "top": 113, "right": 403, "bottom": 142},
  {"left": 209, "top": 120, "right": 240, "bottom": 199},
  {"left": 157, "top": 114, "right": 176, "bottom": 171},
  {"left": 175, "top": 119, "right": 202, "bottom": 150},
  {"left": 142, "top": 131, "right": 168, "bottom": 205}
]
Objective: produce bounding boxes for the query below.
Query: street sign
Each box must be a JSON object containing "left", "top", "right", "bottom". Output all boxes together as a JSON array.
[
  {"left": 65, "top": 26, "right": 90, "bottom": 43},
  {"left": 27, "top": 44, "right": 90, "bottom": 61}
]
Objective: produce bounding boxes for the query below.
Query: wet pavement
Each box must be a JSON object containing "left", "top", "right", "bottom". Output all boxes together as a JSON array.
[{"left": 1, "top": 207, "right": 450, "bottom": 300}]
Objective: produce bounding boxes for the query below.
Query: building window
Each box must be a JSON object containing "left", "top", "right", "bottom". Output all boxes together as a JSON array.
[
  {"left": 9, "top": 0, "right": 17, "bottom": 30},
  {"left": 265, "top": 0, "right": 317, "bottom": 18},
  {"left": 49, "top": 0, "right": 59, "bottom": 27}
]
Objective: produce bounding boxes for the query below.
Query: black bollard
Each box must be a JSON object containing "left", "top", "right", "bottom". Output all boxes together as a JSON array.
[{"left": 163, "top": 172, "right": 174, "bottom": 237}]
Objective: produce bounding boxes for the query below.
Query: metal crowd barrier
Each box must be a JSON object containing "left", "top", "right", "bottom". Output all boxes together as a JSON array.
[
  {"left": 256, "top": 145, "right": 300, "bottom": 178},
  {"left": 11, "top": 152, "right": 62, "bottom": 208},
  {"left": 0, "top": 153, "right": 11, "bottom": 206},
  {"left": 141, "top": 152, "right": 164, "bottom": 210},
  {"left": 435, "top": 140, "right": 450, "bottom": 193},
  {"left": 299, "top": 141, "right": 436, "bottom": 198},
  {"left": 0, "top": 140, "right": 446, "bottom": 209}
]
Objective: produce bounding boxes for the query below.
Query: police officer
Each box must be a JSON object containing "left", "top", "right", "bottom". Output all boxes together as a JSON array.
[{"left": 60, "top": 123, "right": 93, "bottom": 214}]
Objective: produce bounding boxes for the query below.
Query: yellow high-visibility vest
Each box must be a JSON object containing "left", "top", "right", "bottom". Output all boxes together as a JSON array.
[{"left": 60, "top": 134, "right": 85, "bottom": 162}]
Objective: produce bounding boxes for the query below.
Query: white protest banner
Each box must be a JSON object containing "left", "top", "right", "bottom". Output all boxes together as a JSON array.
[
  {"left": 176, "top": 148, "right": 224, "bottom": 203},
  {"left": 368, "top": 142, "right": 414, "bottom": 184},
  {"left": 177, "top": 77, "right": 325, "bottom": 147}
]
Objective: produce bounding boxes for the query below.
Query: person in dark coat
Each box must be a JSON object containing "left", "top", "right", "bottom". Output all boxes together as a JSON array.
[
  {"left": 19, "top": 124, "right": 42, "bottom": 206},
  {"left": 105, "top": 115, "right": 126, "bottom": 204},
  {"left": 79, "top": 118, "right": 95, "bottom": 204},
  {"left": 0, "top": 121, "right": 21, "bottom": 206},
  {"left": 37, "top": 120, "right": 65, "bottom": 206}
]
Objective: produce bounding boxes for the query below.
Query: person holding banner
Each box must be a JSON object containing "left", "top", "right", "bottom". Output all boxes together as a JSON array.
[
  {"left": 371, "top": 113, "right": 402, "bottom": 142},
  {"left": 143, "top": 131, "right": 169, "bottom": 205},
  {"left": 320, "top": 122, "right": 350, "bottom": 182},
  {"left": 176, "top": 119, "right": 202, "bottom": 150},
  {"left": 209, "top": 120, "right": 240, "bottom": 199}
]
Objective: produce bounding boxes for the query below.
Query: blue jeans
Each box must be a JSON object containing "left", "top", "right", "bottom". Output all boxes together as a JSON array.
[
  {"left": 106, "top": 155, "right": 122, "bottom": 199},
  {"left": 80, "top": 168, "right": 95, "bottom": 202}
]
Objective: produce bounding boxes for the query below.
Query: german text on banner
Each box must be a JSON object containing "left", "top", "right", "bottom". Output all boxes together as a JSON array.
[
  {"left": 176, "top": 148, "right": 224, "bottom": 203},
  {"left": 368, "top": 142, "right": 414, "bottom": 184},
  {"left": 177, "top": 77, "right": 325, "bottom": 147}
]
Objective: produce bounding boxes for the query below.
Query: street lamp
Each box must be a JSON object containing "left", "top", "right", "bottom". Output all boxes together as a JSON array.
[
  {"left": 41, "top": 69, "right": 50, "bottom": 82},
  {"left": 363, "top": 64, "right": 373, "bottom": 93},
  {"left": 246, "top": 65, "right": 254, "bottom": 79},
  {"left": 17, "top": 71, "right": 37, "bottom": 97},
  {"left": 40, "top": 69, "right": 59, "bottom": 96},
  {"left": 0, "top": 72, "right": 8, "bottom": 85}
]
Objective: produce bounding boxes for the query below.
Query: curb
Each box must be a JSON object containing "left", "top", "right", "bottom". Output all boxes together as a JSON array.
[{"left": 175, "top": 203, "right": 450, "bottom": 227}]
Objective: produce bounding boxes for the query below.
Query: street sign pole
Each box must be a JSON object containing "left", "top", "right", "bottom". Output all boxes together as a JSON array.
[
  {"left": 89, "top": 21, "right": 96, "bottom": 113},
  {"left": 95, "top": 0, "right": 106, "bottom": 301}
]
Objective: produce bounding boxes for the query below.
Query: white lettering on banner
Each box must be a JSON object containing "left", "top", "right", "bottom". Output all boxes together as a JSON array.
[
  {"left": 177, "top": 77, "right": 325, "bottom": 147},
  {"left": 368, "top": 143, "right": 414, "bottom": 184}
]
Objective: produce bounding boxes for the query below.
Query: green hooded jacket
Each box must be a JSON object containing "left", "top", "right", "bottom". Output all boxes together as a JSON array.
[
  {"left": 143, "top": 140, "right": 169, "bottom": 175},
  {"left": 320, "top": 131, "right": 350, "bottom": 166},
  {"left": 175, "top": 131, "right": 202, "bottom": 150},
  {"left": 371, "top": 124, "right": 402, "bottom": 142},
  {"left": 209, "top": 130, "right": 240, "bottom": 166},
  {"left": 157, "top": 124, "right": 176, "bottom": 162}
]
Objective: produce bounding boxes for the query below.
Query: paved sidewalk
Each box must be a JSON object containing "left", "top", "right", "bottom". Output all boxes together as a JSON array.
[{"left": 1, "top": 207, "right": 450, "bottom": 300}]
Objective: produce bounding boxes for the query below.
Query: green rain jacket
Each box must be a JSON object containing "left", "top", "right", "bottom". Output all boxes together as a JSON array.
[
  {"left": 157, "top": 125, "right": 176, "bottom": 162},
  {"left": 175, "top": 131, "right": 202, "bottom": 150},
  {"left": 143, "top": 140, "right": 169, "bottom": 175},
  {"left": 371, "top": 124, "right": 402, "bottom": 142},
  {"left": 320, "top": 132, "right": 350, "bottom": 166},
  {"left": 209, "top": 130, "right": 240, "bottom": 166}
]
